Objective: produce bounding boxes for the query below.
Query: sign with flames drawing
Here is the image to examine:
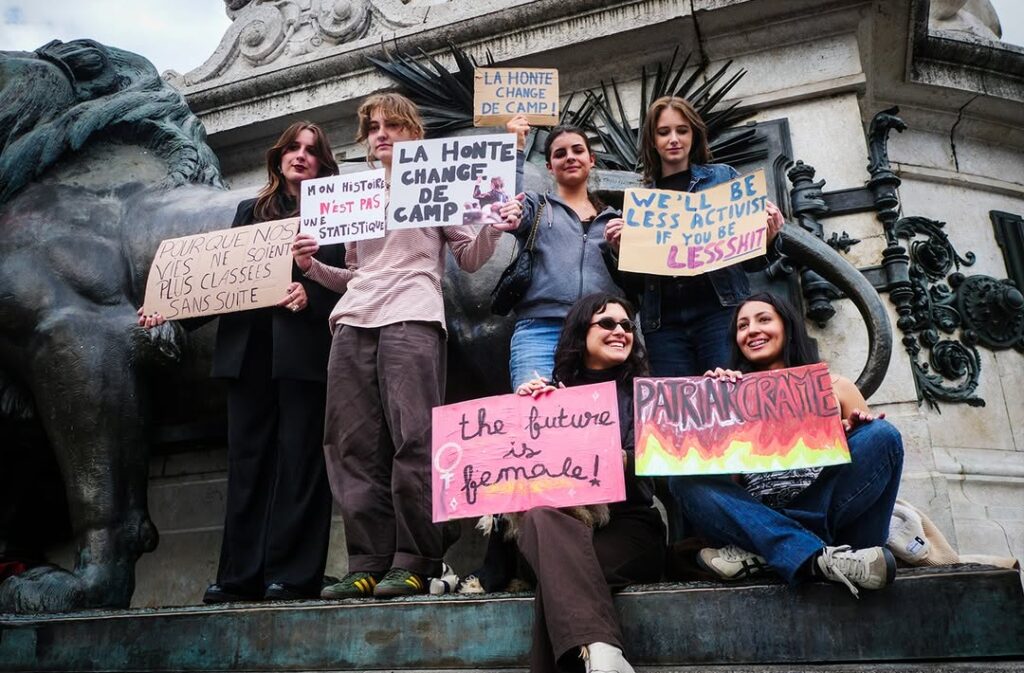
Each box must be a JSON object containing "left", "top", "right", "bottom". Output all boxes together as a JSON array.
[{"left": 634, "top": 364, "right": 850, "bottom": 475}]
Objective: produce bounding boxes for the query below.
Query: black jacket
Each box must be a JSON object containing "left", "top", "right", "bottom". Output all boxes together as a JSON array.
[{"left": 208, "top": 198, "right": 345, "bottom": 382}]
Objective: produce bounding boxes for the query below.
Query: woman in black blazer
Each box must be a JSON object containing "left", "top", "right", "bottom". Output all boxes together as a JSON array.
[{"left": 142, "top": 121, "right": 345, "bottom": 602}]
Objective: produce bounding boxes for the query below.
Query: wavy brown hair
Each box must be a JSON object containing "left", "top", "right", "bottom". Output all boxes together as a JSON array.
[
  {"left": 254, "top": 121, "right": 338, "bottom": 221},
  {"left": 356, "top": 93, "right": 425, "bottom": 164},
  {"left": 639, "top": 96, "right": 712, "bottom": 185}
]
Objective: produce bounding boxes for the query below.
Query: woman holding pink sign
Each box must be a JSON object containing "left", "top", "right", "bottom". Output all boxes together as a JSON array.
[
  {"left": 669, "top": 292, "right": 904, "bottom": 597},
  {"left": 293, "top": 93, "right": 507, "bottom": 600},
  {"left": 140, "top": 121, "right": 345, "bottom": 603},
  {"left": 515, "top": 292, "right": 665, "bottom": 673}
]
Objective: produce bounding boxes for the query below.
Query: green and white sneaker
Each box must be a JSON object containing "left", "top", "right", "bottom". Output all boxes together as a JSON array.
[
  {"left": 374, "top": 567, "right": 427, "bottom": 598},
  {"left": 697, "top": 544, "right": 769, "bottom": 580},
  {"left": 320, "top": 571, "right": 382, "bottom": 599}
]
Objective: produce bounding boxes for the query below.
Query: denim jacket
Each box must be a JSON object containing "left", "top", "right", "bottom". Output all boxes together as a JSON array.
[{"left": 603, "top": 163, "right": 782, "bottom": 333}]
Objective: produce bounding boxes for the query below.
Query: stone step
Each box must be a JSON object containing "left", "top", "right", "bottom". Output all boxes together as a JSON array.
[{"left": 1, "top": 565, "right": 1022, "bottom": 672}]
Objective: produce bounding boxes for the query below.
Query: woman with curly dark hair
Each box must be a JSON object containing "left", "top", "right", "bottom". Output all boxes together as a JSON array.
[{"left": 515, "top": 292, "right": 664, "bottom": 673}]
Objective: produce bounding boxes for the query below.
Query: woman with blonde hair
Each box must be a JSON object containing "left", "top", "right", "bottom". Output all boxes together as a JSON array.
[{"left": 293, "top": 93, "right": 511, "bottom": 598}]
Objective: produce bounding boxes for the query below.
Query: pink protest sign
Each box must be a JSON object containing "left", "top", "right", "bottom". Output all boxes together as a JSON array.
[{"left": 431, "top": 382, "right": 626, "bottom": 523}]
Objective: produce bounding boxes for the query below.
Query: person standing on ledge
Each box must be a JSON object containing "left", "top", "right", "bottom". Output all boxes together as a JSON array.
[
  {"left": 141, "top": 121, "right": 344, "bottom": 603},
  {"left": 292, "top": 93, "right": 514, "bottom": 599}
]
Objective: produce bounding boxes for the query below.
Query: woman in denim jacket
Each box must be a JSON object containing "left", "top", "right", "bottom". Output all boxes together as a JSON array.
[
  {"left": 497, "top": 116, "right": 626, "bottom": 389},
  {"left": 605, "top": 96, "right": 784, "bottom": 378}
]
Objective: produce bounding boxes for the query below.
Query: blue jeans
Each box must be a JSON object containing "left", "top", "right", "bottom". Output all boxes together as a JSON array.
[
  {"left": 644, "top": 298, "right": 734, "bottom": 378},
  {"left": 509, "top": 318, "right": 563, "bottom": 389},
  {"left": 668, "top": 419, "right": 904, "bottom": 584}
]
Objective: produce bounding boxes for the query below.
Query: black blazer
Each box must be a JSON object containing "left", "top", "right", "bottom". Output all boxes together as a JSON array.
[{"left": 208, "top": 198, "right": 345, "bottom": 382}]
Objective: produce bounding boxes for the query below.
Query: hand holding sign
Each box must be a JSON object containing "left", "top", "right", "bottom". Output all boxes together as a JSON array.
[
  {"left": 619, "top": 170, "right": 770, "bottom": 276},
  {"left": 299, "top": 169, "right": 387, "bottom": 245},
  {"left": 431, "top": 382, "right": 625, "bottom": 522},
  {"left": 634, "top": 364, "right": 851, "bottom": 476},
  {"left": 142, "top": 218, "right": 298, "bottom": 320},
  {"left": 474, "top": 68, "right": 560, "bottom": 127}
]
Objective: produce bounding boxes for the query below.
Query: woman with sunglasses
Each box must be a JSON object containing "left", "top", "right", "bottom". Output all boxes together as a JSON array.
[
  {"left": 496, "top": 116, "right": 626, "bottom": 389},
  {"left": 515, "top": 292, "right": 664, "bottom": 673}
]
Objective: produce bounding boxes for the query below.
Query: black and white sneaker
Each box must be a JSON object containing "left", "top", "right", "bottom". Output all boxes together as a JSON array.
[{"left": 697, "top": 544, "right": 769, "bottom": 580}]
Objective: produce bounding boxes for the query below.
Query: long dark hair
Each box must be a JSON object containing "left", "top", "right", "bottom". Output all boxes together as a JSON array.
[
  {"left": 254, "top": 121, "right": 339, "bottom": 221},
  {"left": 543, "top": 125, "right": 606, "bottom": 213},
  {"left": 553, "top": 293, "right": 649, "bottom": 386},
  {"left": 639, "top": 96, "right": 712, "bottom": 185},
  {"left": 729, "top": 292, "right": 820, "bottom": 372}
]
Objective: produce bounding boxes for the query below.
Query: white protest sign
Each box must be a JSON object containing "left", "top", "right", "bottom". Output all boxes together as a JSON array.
[
  {"left": 299, "top": 169, "right": 387, "bottom": 245},
  {"left": 389, "top": 133, "right": 518, "bottom": 230}
]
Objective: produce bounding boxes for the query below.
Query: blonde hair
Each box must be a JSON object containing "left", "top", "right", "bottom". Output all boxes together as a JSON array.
[
  {"left": 356, "top": 93, "right": 425, "bottom": 163},
  {"left": 639, "top": 96, "right": 711, "bottom": 184}
]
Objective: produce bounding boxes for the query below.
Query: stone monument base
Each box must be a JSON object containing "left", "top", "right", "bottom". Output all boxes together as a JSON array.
[{"left": 2, "top": 565, "right": 1022, "bottom": 671}]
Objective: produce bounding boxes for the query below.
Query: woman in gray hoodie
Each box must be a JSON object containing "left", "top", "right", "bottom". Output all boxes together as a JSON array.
[{"left": 497, "top": 116, "right": 626, "bottom": 389}]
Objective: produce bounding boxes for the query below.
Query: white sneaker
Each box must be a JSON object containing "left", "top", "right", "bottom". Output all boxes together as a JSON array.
[
  {"left": 581, "top": 641, "right": 635, "bottom": 673},
  {"left": 697, "top": 544, "right": 769, "bottom": 580},
  {"left": 816, "top": 545, "right": 896, "bottom": 597}
]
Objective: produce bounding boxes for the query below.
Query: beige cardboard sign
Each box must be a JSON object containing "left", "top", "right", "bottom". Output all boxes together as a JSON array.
[
  {"left": 618, "top": 170, "right": 769, "bottom": 277},
  {"left": 474, "top": 67, "right": 559, "bottom": 127},
  {"left": 143, "top": 218, "right": 298, "bottom": 320}
]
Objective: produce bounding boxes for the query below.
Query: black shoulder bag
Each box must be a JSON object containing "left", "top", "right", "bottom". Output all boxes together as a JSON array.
[{"left": 489, "top": 197, "right": 546, "bottom": 316}]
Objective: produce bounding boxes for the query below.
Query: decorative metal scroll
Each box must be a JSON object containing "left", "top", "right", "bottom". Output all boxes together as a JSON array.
[{"left": 785, "top": 106, "right": 1024, "bottom": 409}]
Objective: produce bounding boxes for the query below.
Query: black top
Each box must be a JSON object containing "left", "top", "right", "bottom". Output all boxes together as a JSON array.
[
  {"left": 573, "top": 364, "right": 655, "bottom": 508},
  {"left": 655, "top": 169, "right": 692, "bottom": 192},
  {"left": 206, "top": 197, "right": 346, "bottom": 382}
]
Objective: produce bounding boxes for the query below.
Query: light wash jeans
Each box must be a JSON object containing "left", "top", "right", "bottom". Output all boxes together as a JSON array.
[
  {"left": 509, "top": 318, "right": 563, "bottom": 389},
  {"left": 668, "top": 419, "right": 904, "bottom": 584}
]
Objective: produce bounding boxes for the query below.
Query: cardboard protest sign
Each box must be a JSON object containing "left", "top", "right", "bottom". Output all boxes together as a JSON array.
[
  {"left": 618, "top": 169, "right": 769, "bottom": 276},
  {"left": 143, "top": 218, "right": 297, "bottom": 320},
  {"left": 299, "top": 169, "right": 386, "bottom": 245},
  {"left": 634, "top": 364, "right": 850, "bottom": 476},
  {"left": 431, "top": 382, "right": 626, "bottom": 523},
  {"left": 389, "top": 133, "right": 517, "bottom": 230},
  {"left": 474, "top": 67, "right": 560, "bottom": 127}
]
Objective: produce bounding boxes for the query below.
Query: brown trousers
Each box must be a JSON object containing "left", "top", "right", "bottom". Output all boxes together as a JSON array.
[
  {"left": 517, "top": 505, "right": 665, "bottom": 672},
  {"left": 323, "top": 322, "right": 445, "bottom": 577}
]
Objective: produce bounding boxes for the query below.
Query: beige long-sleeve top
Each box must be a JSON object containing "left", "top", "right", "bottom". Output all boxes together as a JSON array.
[{"left": 304, "top": 225, "right": 502, "bottom": 332}]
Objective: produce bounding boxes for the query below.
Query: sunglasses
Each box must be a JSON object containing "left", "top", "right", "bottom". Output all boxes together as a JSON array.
[{"left": 590, "top": 317, "right": 637, "bottom": 333}]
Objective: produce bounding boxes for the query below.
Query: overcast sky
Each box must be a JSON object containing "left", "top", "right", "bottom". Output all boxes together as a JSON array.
[{"left": 1, "top": 0, "right": 1022, "bottom": 76}]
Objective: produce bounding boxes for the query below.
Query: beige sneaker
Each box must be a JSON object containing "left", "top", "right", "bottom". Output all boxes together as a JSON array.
[
  {"left": 698, "top": 544, "right": 769, "bottom": 580},
  {"left": 581, "top": 642, "right": 635, "bottom": 673},
  {"left": 816, "top": 545, "right": 896, "bottom": 597}
]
